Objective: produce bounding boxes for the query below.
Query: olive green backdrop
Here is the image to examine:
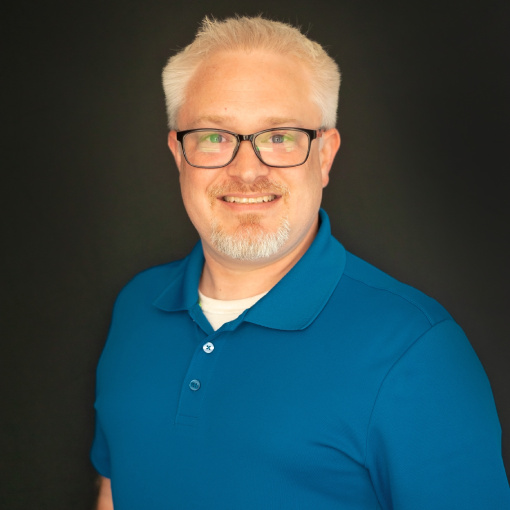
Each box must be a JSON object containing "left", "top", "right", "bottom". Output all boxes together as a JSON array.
[{"left": 2, "top": 0, "right": 509, "bottom": 507}]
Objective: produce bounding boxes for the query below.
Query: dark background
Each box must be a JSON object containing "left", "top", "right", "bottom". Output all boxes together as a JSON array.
[{"left": 2, "top": 0, "right": 509, "bottom": 507}]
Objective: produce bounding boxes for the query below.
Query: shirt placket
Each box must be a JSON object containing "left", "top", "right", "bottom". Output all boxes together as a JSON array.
[{"left": 174, "top": 306, "right": 228, "bottom": 427}]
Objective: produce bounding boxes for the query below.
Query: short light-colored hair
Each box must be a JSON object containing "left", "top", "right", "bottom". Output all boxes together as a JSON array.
[{"left": 162, "top": 15, "right": 341, "bottom": 130}]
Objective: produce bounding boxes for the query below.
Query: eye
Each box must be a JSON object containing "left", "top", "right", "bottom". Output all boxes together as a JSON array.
[
  {"left": 258, "top": 132, "right": 295, "bottom": 145},
  {"left": 199, "top": 132, "right": 227, "bottom": 143},
  {"left": 269, "top": 133, "right": 292, "bottom": 144},
  {"left": 271, "top": 134, "right": 285, "bottom": 144}
]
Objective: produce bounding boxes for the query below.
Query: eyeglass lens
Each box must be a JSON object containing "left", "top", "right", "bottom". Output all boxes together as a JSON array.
[{"left": 182, "top": 129, "right": 311, "bottom": 168}]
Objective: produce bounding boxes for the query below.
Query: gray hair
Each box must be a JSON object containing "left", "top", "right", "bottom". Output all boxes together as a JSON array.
[{"left": 162, "top": 15, "right": 341, "bottom": 130}]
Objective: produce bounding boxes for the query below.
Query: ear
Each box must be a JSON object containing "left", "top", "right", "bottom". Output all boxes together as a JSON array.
[
  {"left": 167, "top": 131, "right": 182, "bottom": 171},
  {"left": 318, "top": 128, "right": 341, "bottom": 188}
]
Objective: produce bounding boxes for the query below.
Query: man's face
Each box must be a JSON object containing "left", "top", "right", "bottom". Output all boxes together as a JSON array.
[{"left": 168, "top": 50, "right": 340, "bottom": 267}]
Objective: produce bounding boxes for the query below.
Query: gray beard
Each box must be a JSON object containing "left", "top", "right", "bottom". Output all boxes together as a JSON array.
[{"left": 210, "top": 216, "right": 290, "bottom": 261}]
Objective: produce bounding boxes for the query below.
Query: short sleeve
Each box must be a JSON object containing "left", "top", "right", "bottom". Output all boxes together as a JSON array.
[{"left": 365, "top": 319, "right": 510, "bottom": 509}]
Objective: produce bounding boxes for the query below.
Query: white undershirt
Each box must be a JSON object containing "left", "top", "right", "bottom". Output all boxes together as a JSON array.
[{"left": 198, "top": 290, "right": 268, "bottom": 331}]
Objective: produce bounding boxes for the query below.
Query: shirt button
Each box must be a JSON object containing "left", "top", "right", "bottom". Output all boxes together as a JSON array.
[
  {"left": 189, "top": 379, "right": 201, "bottom": 391},
  {"left": 203, "top": 342, "right": 215, "bottom": 353}
]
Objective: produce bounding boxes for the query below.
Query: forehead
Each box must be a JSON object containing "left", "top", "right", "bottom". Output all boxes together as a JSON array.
[{"left": 177, "top": 50, "right": 321, "bottom": 131}]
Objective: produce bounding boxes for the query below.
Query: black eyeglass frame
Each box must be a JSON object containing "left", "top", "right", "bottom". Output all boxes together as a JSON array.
[{"left": 175, "top": 127, "right": 324, "bottom": 169}]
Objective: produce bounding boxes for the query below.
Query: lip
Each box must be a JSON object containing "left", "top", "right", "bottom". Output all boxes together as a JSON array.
[
  {"left": 218, "top": 193, "right": 282, "bottom": 209},
  {"left": 221, "top": 194, "right": 279, "bottom": 204}
]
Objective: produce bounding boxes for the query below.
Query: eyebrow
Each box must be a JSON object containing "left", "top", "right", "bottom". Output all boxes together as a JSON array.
[
  {"left": 191, "top": 115, "right": 302, "bottom": 129},
  {"left": 191, "top": 115, "right": 234, "bottom": 126},
  {"left": 265, "top": 117, "right": 301, "bottom": 126}
]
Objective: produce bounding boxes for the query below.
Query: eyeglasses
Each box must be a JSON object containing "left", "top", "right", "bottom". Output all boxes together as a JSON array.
[{"left": 175, "top": 127, "right": 323, "bottom": 169}]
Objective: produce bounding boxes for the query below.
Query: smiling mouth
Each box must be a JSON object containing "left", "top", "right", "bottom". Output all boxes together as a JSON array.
[{"left": 222, "top": 195, "right": 278, "bottom": 204}]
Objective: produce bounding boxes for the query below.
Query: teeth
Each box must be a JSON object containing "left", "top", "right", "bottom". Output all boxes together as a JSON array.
[{"left": 223, "top": 195, "right": 276, "bottom": 204}]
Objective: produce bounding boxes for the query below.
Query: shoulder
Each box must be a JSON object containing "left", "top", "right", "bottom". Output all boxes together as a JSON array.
[
  {"left": 339, "top": 250, "right": 451, "bottom": 327},
  {"left": 114, "top": 258, "right": 188, "bottom": 308}
]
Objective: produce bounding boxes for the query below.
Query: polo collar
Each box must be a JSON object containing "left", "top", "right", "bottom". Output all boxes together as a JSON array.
[
  {"left": 152, "top": 241, "right": 205, "bottom": 312},
  {"left": 153, "top": 209, "right": 346, "bottom": 331}
]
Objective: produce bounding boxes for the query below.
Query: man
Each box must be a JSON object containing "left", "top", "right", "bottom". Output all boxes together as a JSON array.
[{"left": 92, "top": 16, "right": 509, "bottom": 509}]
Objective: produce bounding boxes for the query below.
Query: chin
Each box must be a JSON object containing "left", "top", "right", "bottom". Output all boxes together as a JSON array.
[{"left": 210, "top": 217, "right": 290, "bottom": 261}]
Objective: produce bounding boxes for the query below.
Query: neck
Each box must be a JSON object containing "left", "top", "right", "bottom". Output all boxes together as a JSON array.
[{"left": 199, "top": 221, "right": 318, "bottom": 300}]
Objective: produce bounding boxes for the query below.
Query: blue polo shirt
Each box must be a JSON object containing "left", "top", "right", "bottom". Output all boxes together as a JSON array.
[{"left": 91, "top": 210, "right": 509, "bottom": 509}]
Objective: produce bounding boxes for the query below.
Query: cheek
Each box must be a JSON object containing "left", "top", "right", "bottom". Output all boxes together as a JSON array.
[
  {"left": 180, "top": 168, "right": 202, "bottom": 198},
  {"left": 298, "top": 157, "right": 326, "bottom": 200},
  {"left": 179, "top": 172, "right": 201, "bottom": 215},
  {"left": 179, "top": 172, "right": 192, "bottom": 206},
  {"left": 179, "top": 170, "right": 216, "bottom": 222}
]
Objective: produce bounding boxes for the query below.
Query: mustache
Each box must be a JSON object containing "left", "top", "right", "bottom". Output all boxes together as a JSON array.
[{"left": 208, "top": 178, "right": 290, "bottom": 199}]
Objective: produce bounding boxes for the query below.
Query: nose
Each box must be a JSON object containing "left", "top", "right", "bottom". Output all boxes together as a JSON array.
[{"left": 226, "top": 140, "right": 269, "bottom": 183}]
